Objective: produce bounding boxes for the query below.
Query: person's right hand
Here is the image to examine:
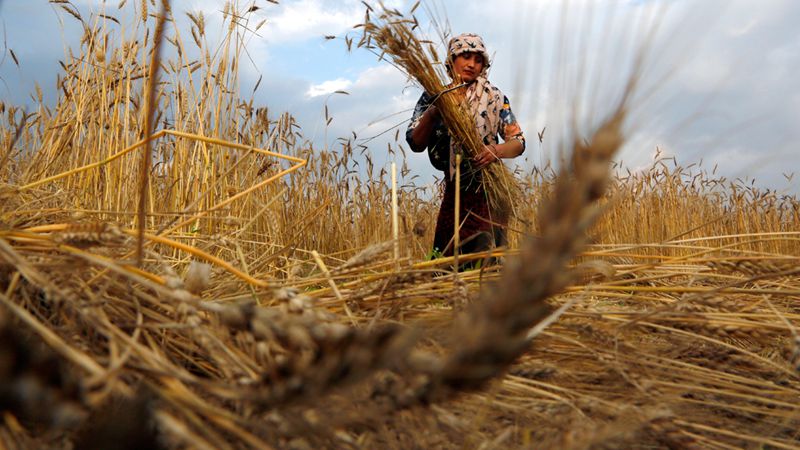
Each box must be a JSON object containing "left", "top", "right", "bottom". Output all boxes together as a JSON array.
[{"left": 474, "top": 144, "right": 500, "bottom": 168}]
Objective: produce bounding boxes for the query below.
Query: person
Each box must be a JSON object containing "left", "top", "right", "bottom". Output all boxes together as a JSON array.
[{"left": 405, "top": 33, "right": 526, "bottom": 262}]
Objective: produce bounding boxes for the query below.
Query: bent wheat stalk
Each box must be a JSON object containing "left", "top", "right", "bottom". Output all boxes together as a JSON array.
[{"left": 426, "top": 106, "right": 626, "bottom": 398}]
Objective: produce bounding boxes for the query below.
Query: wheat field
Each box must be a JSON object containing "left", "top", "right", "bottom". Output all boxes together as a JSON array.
[{"left": 1, "top": 1, "right": 799, "bottom": 449}]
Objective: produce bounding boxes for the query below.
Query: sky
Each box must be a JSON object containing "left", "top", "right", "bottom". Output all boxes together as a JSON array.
[{"left": 1, "top": 0, "right": 798, "bottom": 196}]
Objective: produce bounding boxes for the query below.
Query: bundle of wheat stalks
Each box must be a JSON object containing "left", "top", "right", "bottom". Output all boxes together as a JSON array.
[{"left": 357, "top": 5, "right": 521, "bottom": 218}]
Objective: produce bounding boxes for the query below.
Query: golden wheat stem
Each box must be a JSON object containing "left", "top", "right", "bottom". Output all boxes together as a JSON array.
[
  {"left": 17, "top": 223, "right": 268, "bottom": 288},
  {"left": 391, "top": 162, "right": 399, "bottom": 266},
  {"left": 19, "top": 130, "right": 167, "bottom": 191},
  {"left": 674, "top": 420, "right": 799, "bottom": 450},
  {"left": 454, "top": 153, "right": 462, "bottom": 268},
  {"left": 19, "top": 129, "right": 305, "bottom": 192},
  {"left": 580, "top": 285, "right": 800, "bottom": 296},
  {"left": 137, "top": 0, "right": 170, "bottom": 265},
  {"left": 312, "top": 250, "right": 357, "bottom": 326}
]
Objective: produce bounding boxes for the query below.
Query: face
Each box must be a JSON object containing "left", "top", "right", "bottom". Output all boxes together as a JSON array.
[{"left": 451, "top": 52, "right": 485, "bottom": 83}]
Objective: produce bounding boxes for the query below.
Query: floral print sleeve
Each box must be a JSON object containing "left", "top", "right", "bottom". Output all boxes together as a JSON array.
[
  {"left": 406, "top": 92, "right": 435, "bottom": 152},
  {"left": 406, "top": 92, "right": 451, "bottom": 172},
  {"left": 498, "top": 95, "right": 526, "bottom": 152}
]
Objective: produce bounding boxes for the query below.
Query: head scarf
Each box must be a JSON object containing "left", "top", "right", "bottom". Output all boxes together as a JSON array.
[
  {"left": 446, "top": 33, "right": 491, "bottom": 74},
  {"left": 446, "top": 33, "right": 503, "bottom": 178}
]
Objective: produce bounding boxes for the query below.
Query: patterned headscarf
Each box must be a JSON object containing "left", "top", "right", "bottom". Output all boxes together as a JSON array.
[
  {"left": 446, "top": 33, "right": 491, "bottom": 74},
  {"left": 446, "top": 33, "right": 503, "bottom": 177}
]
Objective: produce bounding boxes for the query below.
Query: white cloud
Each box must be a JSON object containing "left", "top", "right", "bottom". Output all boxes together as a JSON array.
[
  {"left": 261, "top": 0, "right": 364, "bottom": 44},
  {"left": 69, "top": 0, "right": 107, "bottom": 6},
  {"left": 353, "top": 64, "right": 408, "bottom": 90},
  {"left": 677, "top": 54, "right": 733, "bottom": 94},
  {"left": 306, "top": 77, "right": 353, "bottom": 97},
  {"left": 297, "top": 65, "right": 413, "bottom": 143}
]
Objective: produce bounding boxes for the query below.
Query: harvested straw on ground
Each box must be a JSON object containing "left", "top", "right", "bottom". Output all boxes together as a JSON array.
[{"left": 358, "top": 6, "right": 521, "bottom": 218}]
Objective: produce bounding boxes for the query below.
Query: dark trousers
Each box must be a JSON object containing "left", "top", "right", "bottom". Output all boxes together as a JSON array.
[{"left": 431, "top": 175, "right": 507, "bottom": 266}]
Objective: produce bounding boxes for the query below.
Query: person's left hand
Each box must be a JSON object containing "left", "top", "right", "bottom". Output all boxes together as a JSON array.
[{"left": 474, "top": 144, "right": 500, "bottom": 168}]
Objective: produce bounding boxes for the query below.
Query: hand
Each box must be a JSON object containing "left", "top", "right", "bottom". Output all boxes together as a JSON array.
[{"left": 474, "top": 144, "right": 500, "bottom": 168}]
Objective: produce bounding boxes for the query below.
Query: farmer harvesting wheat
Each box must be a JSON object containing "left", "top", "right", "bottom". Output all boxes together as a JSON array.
[{"left": 405, "top": 33, "right": 525, "bottom": 260}]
